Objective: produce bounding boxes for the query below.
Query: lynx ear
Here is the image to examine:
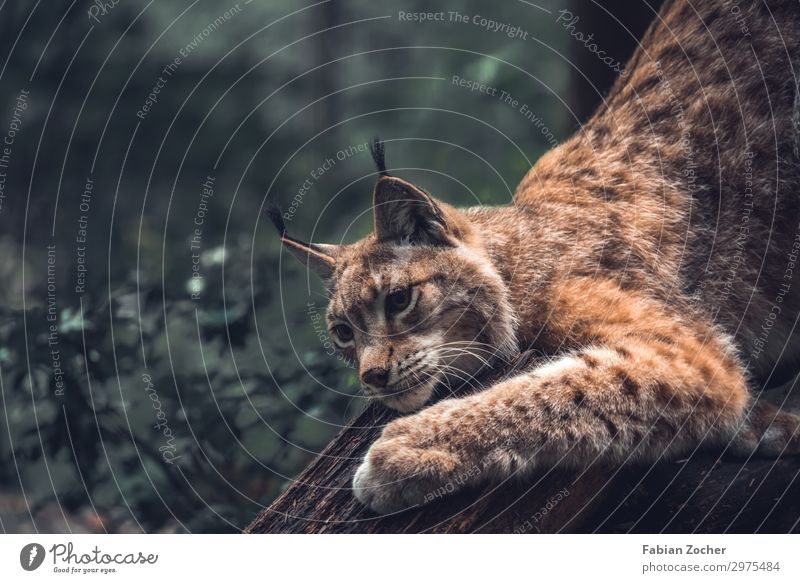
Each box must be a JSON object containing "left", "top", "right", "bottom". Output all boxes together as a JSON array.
[
  {"left": 373, "top": 176, "right": 453, "bottom": 246},
  {"left": 267, "top": 206, "right": 338, "bottom": 280}
]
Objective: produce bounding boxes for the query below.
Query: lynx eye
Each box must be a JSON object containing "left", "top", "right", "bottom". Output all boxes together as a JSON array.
[
  {"left": 332, "top": 324, "right": 354, "bottom": 344},
  {"left": 386, "top": 288, "right": 413, "bottom": 316}
]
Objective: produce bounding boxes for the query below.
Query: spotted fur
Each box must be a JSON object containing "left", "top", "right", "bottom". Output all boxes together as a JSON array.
[{"left": 276, "top": 0, "right": 800, "bottom": 514}]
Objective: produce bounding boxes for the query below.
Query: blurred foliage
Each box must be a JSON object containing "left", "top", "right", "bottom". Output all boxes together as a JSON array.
[{"left": 0, "top": 0, "right": 604, "bottom": 531}]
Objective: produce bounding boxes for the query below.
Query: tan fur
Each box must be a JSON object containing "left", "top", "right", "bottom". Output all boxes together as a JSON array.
[{"left": 276, "top": 0, "right": 800, "bottom": 513}]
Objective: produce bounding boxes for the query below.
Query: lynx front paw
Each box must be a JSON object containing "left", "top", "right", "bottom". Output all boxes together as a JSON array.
[
  {"left": 352, "top": 455, "right": 420, "bottom": 514},
  {"left": 352, "top": 419, "right": 467, "bottom": 514}
]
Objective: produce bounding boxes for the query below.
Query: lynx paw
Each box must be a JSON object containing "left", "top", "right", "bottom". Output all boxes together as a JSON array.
[
  {"left": 352, "top": 417, "right": 465, "bottom": 514},
  {"left": 730, "top": 402, "right": 800, "bottom": 458},
  {"left": 352, "top": 455, "right": 422, "bottom": 514},
  {"left": 756, "top": 411, "right": 800, "bottom": 457}
]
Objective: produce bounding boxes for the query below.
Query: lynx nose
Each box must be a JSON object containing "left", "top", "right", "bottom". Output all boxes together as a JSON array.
[{"left": 361, "top": 367, "right": 389, "bottom": 389}]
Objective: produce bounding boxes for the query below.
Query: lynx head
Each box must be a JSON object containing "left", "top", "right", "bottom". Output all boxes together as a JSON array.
[{"left": 270, "top": 140, "right": 517, "bottom": 412}]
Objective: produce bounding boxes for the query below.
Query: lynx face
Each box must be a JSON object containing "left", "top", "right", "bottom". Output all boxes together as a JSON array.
[{"left": 271, "top": 174, "right": 517, "bottom": 412}]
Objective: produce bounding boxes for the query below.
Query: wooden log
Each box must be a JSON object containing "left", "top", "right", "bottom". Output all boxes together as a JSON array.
[
  {"left": 598, "top": 455, "right": 800, "bottom": 533},
  {"left": 246, "top": 356, "right": 800, "bottom": 533}
]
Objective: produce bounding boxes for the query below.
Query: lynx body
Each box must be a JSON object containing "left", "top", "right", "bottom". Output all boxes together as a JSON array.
[{"left": 272, "top": 0, "right": 800, "bottom": 513}]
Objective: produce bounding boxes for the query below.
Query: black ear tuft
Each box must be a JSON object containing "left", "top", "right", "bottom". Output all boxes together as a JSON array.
[
  {"left": 266, "top": 204, "right": 287, "bottom": 235},
  {"left": 370, "top": 136, "right": 389, "bottom": 177}
]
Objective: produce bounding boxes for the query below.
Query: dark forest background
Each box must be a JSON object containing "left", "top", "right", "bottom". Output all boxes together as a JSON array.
[{"left": 0, "top": 0, "right": 660, "bottom": 532}]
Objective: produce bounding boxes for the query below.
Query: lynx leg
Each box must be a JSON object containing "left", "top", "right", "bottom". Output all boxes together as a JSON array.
[
  {"left": 353, "top": 279, "right": 754, "bottom": 513},
  {"left": 354, "top": 337, "right": 750, "bottom": 513}
]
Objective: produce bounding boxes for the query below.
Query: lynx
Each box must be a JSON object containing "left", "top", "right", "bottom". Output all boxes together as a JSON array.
[{"left": 269, "top": 0, "right": 800, "bottom": 513}]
